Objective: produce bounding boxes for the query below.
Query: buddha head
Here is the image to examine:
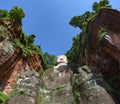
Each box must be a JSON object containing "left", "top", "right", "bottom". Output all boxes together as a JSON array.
[{"left": 56, "top": 55, "right": 67, "bottom": 65}]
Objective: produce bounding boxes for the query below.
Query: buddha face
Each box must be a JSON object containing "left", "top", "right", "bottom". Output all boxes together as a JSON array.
[{"left": 57, "top": 55, "right": 67, "bottom": 64}]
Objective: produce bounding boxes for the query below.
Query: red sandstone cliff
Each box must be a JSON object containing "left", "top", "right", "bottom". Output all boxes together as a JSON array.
[
  {"left": 83, "top": 8, "right": 120, "bottom": 91},
  {"left": 0, "top": 19, "right": 44, "bottom": 94}
]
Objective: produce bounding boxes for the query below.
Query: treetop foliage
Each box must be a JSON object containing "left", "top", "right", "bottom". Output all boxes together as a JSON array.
[
  {"left": 70, "top": 0, "right": 111, "bottom": 30},
  {"left": 69, "top": 11, "right": 93, "bottom": 30},
  {"left": 9, "top": 6, "right": 25, "bottom": 20},
  {"left": 0, "top": 6, "right": 25, "bottom": 20},
  {"left": 0, "top": 10, "right": 9, "bottom": 18},
  {"left": 92, "top": 0, "right": 111, "bottom": 13}
]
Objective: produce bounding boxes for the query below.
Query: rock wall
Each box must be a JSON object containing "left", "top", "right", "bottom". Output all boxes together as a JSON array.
[
  {"left": 0, "top": 19, "right": 22, "bottom": 38},
  {"left": 72, "top": 66, "right": 116, "bottom": 104},
  {"left": 86, "top": 8, "right": 120, "bottom": 89},
  {"left": 78, "top": 8, "right": 120, "bottom": 103},
  {"left": 6, "top": 70, "right": 41, "bottom": 104},
  {"left": 0, "top": 19, "right": 44, "bottom": 94},
  {"left": 40, "top": 65, "right": 73, "bottom": 104}
]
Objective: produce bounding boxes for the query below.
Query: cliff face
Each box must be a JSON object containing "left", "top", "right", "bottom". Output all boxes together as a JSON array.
[
  {"left": 0, "top": 19, "right": 44, "bottom": 94},
  {"left": 83, "top": 9, "right": 120, "bottom": 92}
]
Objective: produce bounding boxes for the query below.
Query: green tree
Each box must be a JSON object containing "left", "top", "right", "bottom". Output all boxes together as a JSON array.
[
  {"left": 70, "top": 11, "right": 94, "bottom": 30},
  {"left": 9, "top": 6, "right": 25, "bottom": 20},
  {"left": 43, "top": 52, "right": 56, "bottom": 68},
  {"left": 92, "top": 0, "right": 111, "bottom": 13},
  {"left": 0, "top": 10, "right": 9, "bottom": 18},
  {"left": 66, "top": 34, "right": 80, "bottom": 62},
  {"left": 27, "top": 34, "right": 35, "bottom": 45}
]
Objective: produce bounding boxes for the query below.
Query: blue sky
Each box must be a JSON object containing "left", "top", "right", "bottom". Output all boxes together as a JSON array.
[{"left": 0, "top": 0, "right": 120, "bottom": 56}]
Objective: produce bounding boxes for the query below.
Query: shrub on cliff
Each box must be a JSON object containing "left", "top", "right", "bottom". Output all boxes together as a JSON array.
[
  {"left": 42, "top": 52, "right": 56, "bottom": 69},
  {"left": 9, "top": 6, "right": 25, "bottom": 20},
  {"left": 0, "top": 6, "right": 25, "bottom": 20},
  {"left": 0, "top": 91, "right": 8, "bottom": 104},
  {"left": 0, "top": 6, "right": 55, "bottom": 69},
  {"left": 0, "top": 10, "right": 9, "bottom": 18}
]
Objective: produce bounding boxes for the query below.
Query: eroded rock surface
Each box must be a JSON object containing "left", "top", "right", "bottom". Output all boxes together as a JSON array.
[
  {"left": 76, "top": 8, "right": 120, "bottom": 103},
  {"left": 40, "top": 67, "right": 73, "bottom": 104},
  {"left": 6, "top": 70, "right": 41, "bottom": 104},
  {"left": 72, "top": 66, "right": 116, "bottom": 104},
  {"left": 86, "top": 9, "right": 120, "bottom": 90},
  {"left": 0, "top": 19, "right": 44, "bottom": 94}
]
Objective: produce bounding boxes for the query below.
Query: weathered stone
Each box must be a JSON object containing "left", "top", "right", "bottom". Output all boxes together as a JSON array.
[
  {"left": 6, "top": 70, "right": 41, "bottom": 104},
  {"left": 76, "top": 8, "right": 120, "bottom": 102},
  {"left": 6, "top": 93, "right": 37, "bottom": 104},
  {"left": 17, "top": 70, "right": 41, "bottom": 94},
  {"left": 86, "top": 9, "right": 120, "bottom": 89},
  {"left": 0, "top": 19, "right": 44, "bottom": 94},
  {"left": 0, "top": 39, "right": 43, "bottom": 93},
  {"left": 40, "top": 65, "right": 73, "bottom": 104},
  {"left": 72, "top": 66, "right": 116, "bottom": 104}
]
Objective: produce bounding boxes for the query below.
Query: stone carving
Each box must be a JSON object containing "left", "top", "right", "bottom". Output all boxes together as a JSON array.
[
  {"left": 54, "top": 55, "right": 69, "bottom": 76},
  {"left": 41, "top": 55, "right": 73, "bottom": 104},
  {"left": 57, "top": 55, "right": 67, "bottom": 63}
]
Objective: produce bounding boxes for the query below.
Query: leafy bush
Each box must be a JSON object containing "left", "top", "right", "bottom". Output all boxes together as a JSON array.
[
  {"left": 13, "top": 38, "right": 23, "bottom": 48},
  {"left": 98, "top": 27, "right": 107, "bottom": 44},
  {"left": 0, "top": 10, "right": 9, "bottom": 18},
  {"left": 92, "top": 0, "right": 111, "bottom": 13},
  {"left": 27, "top": 34, "right": 35, "bottom": 44},
  {"left": 0, "top": 6, "right": 25, "bottom": 20},
  {"left": 19, "top": 89, "right": 25, "bottom": 95},
  {"left": 42, "top": 52, "right": 56, "bottom": 69},
  {"left": 66, "top": 34, "right": 80, "bottom": 62},
  {"left": 0, "top": 91, "right": 8, "bottom": 104},
  {"left": 9, "top": 6, "right": 25, "bottom": 20},
  {"left": 72, "top": 74, "right": 81, "bottom": 104},
  {"left": 13, "top": 33, "right": 41, "bottom": 57}
]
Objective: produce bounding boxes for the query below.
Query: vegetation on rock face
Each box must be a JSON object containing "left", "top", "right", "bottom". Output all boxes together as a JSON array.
[
  {"left": 0, "top": 6, "right": 56, "bottom": 69},
  {"left": 72, "top": 74, "right": 81, "bottom": 104},
  {"left": 92, "top": 0, "right": 111, "bottom": 13},
  {"left": 42, "top": 52, "right": 56, "bottom": 69},
  {"left": 0, "top": 26, "right": 11, "bottom": 39},
  {"left": 0, "top": 91, "right": 8, "bottom": 104},
  {"left": 0, "top": 10, "right": 9, "bottom": 18},
  {"left": 13, "top": 33, "right": 42, "bottom": 57},
  {"left": 66, "top": 34, "right": 80, "bottom": 62},
  {"left": 66, "top": 0, "right": 112, "bottom": 62},
  {"left": 98, "top": 27, "right": 107, "bottom": 45},
  {"left": 9, "top": 6, "right": 25, "bottom": 20},
  {"left": 0, "top": 6, "right": 25, "bottom": 20}
]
